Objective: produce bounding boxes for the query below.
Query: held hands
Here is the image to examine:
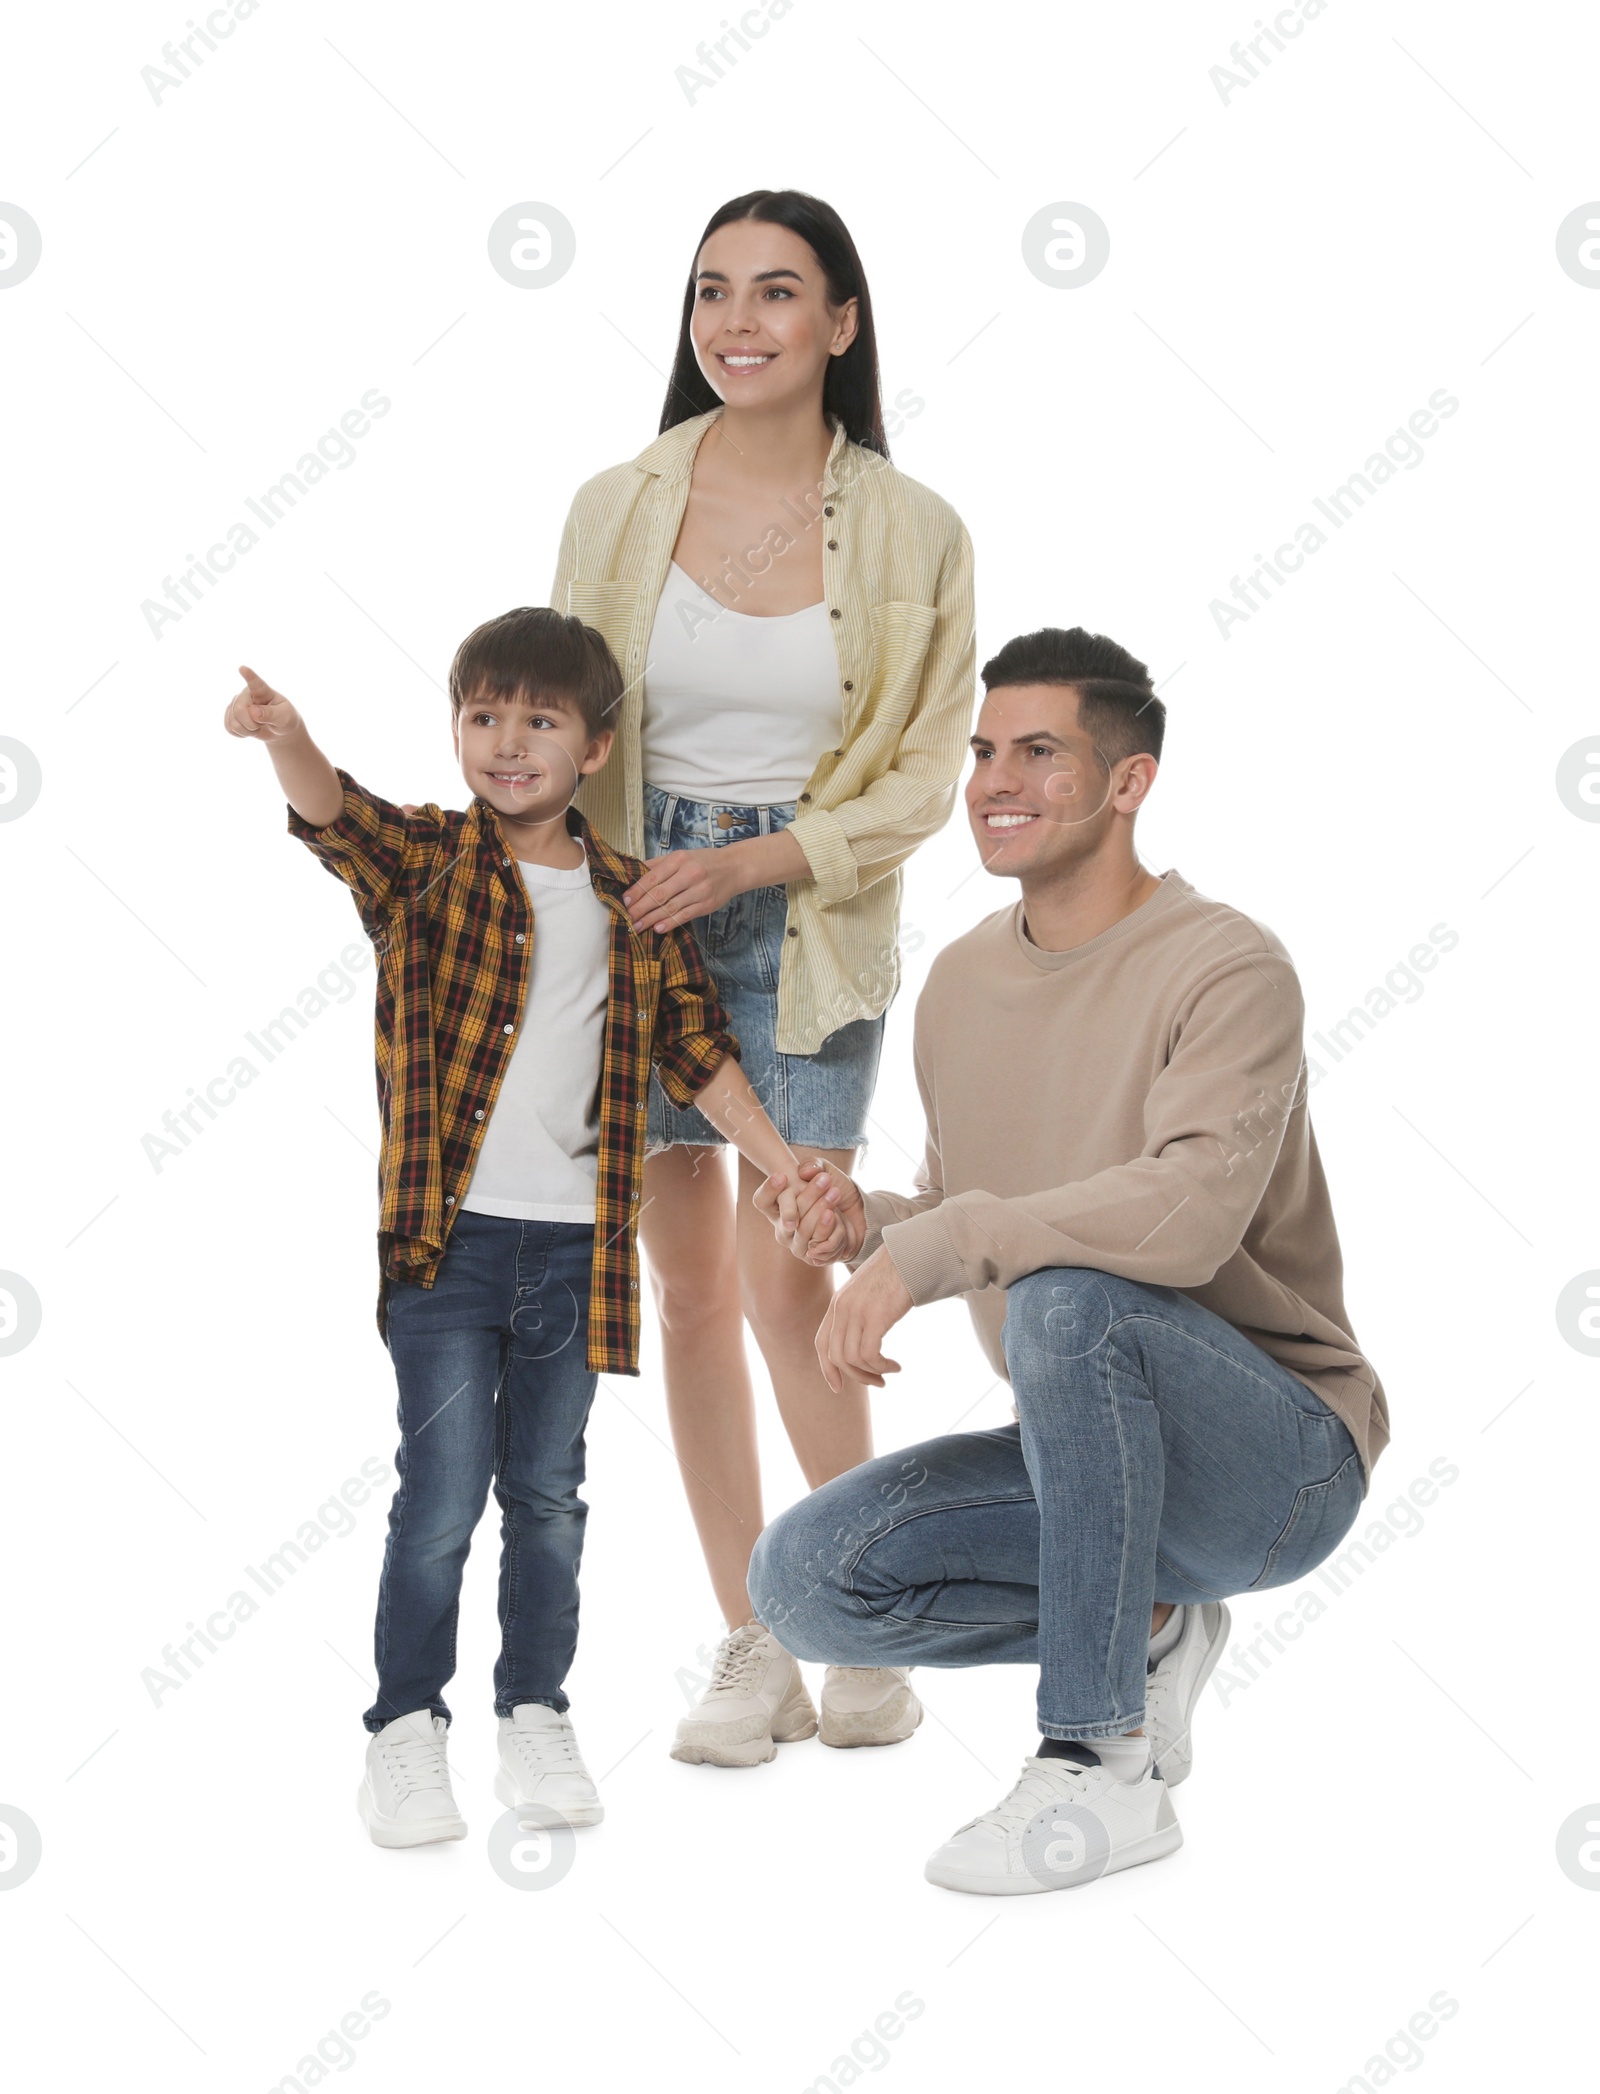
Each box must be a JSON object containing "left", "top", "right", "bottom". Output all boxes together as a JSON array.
[
  {"left": 755, "top": 1157, "right": 867, "bottom": 1265},
  {"left": 222, "top": 666, "right": 304, "bottom": 742}
]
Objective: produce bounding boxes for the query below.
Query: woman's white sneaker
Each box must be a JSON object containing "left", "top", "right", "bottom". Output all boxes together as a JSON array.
[
  {"left": 1144, "top": 1601, "right": 1230, "bottom": 1786},
  {"left": 924, "top": 1745, "right": 1181, "bottom": 1896},
  {"left": 819, "top": 1666, "right": 923, "bottom": 1748},
  {"left": 358, "top": 1710, "right": 467, "bottom": 1848},
  {"left": 495, "top": 1704, "right": 603, "bottom": 1826},
  {"left": 671, "top": 1622, "right": 818, "bottom": 1767}
]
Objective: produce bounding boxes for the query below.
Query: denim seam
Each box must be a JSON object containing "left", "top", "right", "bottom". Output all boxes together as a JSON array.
[
  {"left": 1098, "top": 1337, "right": 1143, "bottom": 1729},
  {"left": 1252, "top": 1448, "right": 1363, "bottom": 1588},
  {"left": 831, "top": 1493, "right": 1039, "bottom": 1609}
]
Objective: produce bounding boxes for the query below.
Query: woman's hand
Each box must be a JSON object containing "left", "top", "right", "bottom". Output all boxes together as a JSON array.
[
  {"left": 623, "top": 849, "right": 745, "bottom": 933},
  {"left": 624, "top": 827, "right": 811, "bottom": 934}
]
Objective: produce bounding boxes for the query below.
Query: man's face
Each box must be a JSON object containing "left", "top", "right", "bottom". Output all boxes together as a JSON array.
[
  {"left": 453, "top": 686, "right": 611, "bottom": 833},
  {"left": 965, "top": 683, "right": 1127, "bottom": 881}
]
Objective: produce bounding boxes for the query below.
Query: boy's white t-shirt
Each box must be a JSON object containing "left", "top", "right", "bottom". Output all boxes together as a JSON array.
[{"left": 458, "top": 855, "right": 611, "bottom": 1223}]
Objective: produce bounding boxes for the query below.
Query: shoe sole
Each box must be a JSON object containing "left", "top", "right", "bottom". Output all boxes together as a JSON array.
[
  {"left": 819, "top": 1687, "right": 924, "bottom": 1749},
  {"left": 493, "top": 1767, "right": 603, "bottom": 1827},
  {"left": 924, "top": 1821, "right": 1183, "bottom": 1896},
  {"left": 670, "top": 1681, "right": 818, "bottom": 1768},
  {"left": 356, "top": 1781, "right": 467, "bottom": 1849},
  {"left": 1157, "top": 1600, "right": 1230, "bottom": 1789}
]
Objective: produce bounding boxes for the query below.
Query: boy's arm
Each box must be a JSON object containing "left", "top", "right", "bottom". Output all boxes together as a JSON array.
[
  {"left": 648, "top": 924, "right": 799, "bottom": 1199},
  {"left": 224, "top": 665, "right": 435, "bottom": 920},
  {"left": 224, "top": 666, "right": 343, "bottom": 825},
  {"left": 690, "top": 1054, "right": 795, "bottom": 1183}
]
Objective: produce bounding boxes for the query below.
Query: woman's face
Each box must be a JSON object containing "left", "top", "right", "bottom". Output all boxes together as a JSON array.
[{"left": 690, "top": 218, "right": 857, "bottom": 416}]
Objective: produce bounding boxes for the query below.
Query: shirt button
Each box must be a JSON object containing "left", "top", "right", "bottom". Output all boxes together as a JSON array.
[
  {"left": 787, "top": 926, "right": 798, "bottom": 938},
  {"left": 843, "top": 681, "right": 854, "bottom": 693},
  {"left": 636, "top": 1101, "right": 646, "bottom": 1113},
  {"left": 799, "top": 792, "right": 812, "bottom": 803},
  {"left": 823, "top": 505, "right": 835, "bottom": 517},
  {"left": 474, "top": 1109, "right": 485, "bottom": 1120},
  {"left": 445, "top": 1194, "right": 455, "bottom": 1204},
  {"left": 829, "top": 607, "right": 842, "bottom": 620},
  {"left": 515, "top": 933, "right": 526, "bottom": 943},
  {"left": 827, "top": 539, "right": 838, "bottom": 551},
  {"left": 502, "top": 856, "right": 510, "bottom": 866},
  {"left": 503, "top": 1024, "right": 514, "bottom": 1034}
]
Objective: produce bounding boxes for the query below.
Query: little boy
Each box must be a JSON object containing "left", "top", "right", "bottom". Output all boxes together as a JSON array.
[{"left": 224, "top": 605, "right": 801, "bottom": 1847}]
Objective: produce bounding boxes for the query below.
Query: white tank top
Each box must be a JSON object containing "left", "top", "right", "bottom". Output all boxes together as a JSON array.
[{"left": 641, "top": 562, "right": 843, "bottom": 804}]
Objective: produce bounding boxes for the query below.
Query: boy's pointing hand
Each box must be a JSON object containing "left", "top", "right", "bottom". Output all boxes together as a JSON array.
[{"left": 224, "top": 665, "right": 304, "bottom": 742}]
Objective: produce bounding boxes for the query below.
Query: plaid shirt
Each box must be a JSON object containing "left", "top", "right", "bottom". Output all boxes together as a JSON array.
[{"left": 288, "top": 769, "right": 737, "bottom": 1372}]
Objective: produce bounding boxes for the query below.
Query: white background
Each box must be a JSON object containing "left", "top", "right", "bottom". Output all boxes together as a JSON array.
[{"left": 2, "top": 0, "right": 1597, "bottom": 2086}]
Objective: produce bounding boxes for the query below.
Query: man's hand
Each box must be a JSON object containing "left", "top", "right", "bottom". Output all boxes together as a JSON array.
[
  {"left": 223, "top": 666, "right": 305, "bottom": 742},
  {"left": 814, "top": 1247, "right": 913, "bottom": 1392},
  {"left": 622, "top": 849, "right": 744, "bottom": 934}
]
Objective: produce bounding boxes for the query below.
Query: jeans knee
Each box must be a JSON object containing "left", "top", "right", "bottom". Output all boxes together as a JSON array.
[
  {"left": 749, "top": 1508, "right": 848, "bottom": 1654},
  {"left": 1003, "top": 1267, "right": 1145, "bottom": 1377}
]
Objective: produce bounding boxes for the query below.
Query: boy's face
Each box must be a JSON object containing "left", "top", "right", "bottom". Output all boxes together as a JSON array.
[{"left": 452, "top": 684, "right": 612, "bottom": 833}]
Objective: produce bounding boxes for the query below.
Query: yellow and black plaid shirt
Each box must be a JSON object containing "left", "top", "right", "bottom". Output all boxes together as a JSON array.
[{"left": 289, "top": 769, "right": 737, "bottom": 1373}]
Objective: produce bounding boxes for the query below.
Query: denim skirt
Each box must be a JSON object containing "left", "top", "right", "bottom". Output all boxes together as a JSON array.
[{"left": 642, "top": 782, "right": 886, "bottom": 1152}]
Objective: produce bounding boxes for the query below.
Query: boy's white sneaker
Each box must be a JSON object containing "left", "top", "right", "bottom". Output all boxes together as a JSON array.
[
  {"left": 495, "top": 1704, "right": 603, "bottom": 1827},
  {"left": 819, "top": 1665, "right": 923, "bottom": 1748},
  {"left": 671, "top": 1622, "right": 818, "bottom": 1767},
  {"left": 358, "top": 1710, "right": 467, "bottom": 1848},
  {"left": 924, "top": 1745, "right": 1181, "bottom": 1896},
  {"left": 1143, "top": 1601, "right": 1230, "bottom": 1786}
]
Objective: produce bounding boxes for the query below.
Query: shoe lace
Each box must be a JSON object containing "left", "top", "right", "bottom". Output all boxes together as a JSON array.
[
  {"left": 962, "top": 1759, "right": 1091, "bottom": 1837},
  {"left": 382, "top": 1727, "right": 451, "bottom": 1798},
  {"left": 508, "top": 1721, "right": 581, "bottom": 1774},
  {"left": 706, "top": 1623, "right": 769, "bottom": 1695}
]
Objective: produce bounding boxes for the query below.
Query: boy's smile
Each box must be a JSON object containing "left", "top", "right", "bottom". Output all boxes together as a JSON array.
[{"left": 452, "top": 687, "right": 612, "bottom": 843}]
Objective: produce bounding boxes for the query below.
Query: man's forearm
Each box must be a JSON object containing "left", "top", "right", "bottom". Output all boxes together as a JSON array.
[{"left": 268, "top": 726, "right": 344, "bottom": 828}]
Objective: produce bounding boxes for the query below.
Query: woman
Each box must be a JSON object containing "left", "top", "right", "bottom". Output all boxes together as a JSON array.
[{"left": 550, "top": 189, "right": 974, "bottom": 1768}]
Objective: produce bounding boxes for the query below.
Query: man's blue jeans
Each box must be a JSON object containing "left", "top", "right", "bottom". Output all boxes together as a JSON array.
[
  {"left": 750, "top": 1268, "right": 1364, "bottom": 1740},
  {"left": 364, "top": 1211, "right": 598, "bottom": 1733}
]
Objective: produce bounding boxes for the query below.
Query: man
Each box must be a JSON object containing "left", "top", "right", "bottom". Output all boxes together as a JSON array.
[{"left": 750, "top": 626, "right": 1387, "bottom": 1896}]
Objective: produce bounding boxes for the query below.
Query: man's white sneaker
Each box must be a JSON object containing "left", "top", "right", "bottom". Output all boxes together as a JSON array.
[
  {"left": 1144, "top": 1601, "right": 1230, "bottom": 1786},
  {"left": 671, "top": 1622, "right": 818, "bottom": 1767},
  {"left": 358, "top": 1710, "right": 467, "bottom": 1849},
  {"left": 819, "top": 1666, "right": 923, "bottom": 1748},
  {"left": 494, "top": 1704, "right": 603, "bottom": 1827},
  {"left": 924, "top": 1745, "right": 1180, "bottom": 1896}
]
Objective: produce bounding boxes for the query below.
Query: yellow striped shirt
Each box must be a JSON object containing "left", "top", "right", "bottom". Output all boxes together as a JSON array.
[{"left": 550, "top": 408, "right": 976, "bottom": 1056}]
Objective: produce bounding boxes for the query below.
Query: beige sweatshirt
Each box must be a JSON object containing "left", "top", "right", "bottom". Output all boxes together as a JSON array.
[{"left": 861, "top": 871, "right": 1388, "bottom": 1481}]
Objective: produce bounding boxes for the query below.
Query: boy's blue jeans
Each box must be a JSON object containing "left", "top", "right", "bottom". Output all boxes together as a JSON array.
[
  {"left": 749, "top": 1267, "right": 1364, "bottom": 1740},
  {"left": 364, "top": 1211, "right": 598, "bottom": 1733}
]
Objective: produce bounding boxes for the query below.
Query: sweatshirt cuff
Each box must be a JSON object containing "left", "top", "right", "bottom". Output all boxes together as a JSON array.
[
  {"left": 878, "top": 1208, "right": 970, "bottom": 1306},
  {"left": 785, "top": 807, "right": 858, "bottom": 904}
]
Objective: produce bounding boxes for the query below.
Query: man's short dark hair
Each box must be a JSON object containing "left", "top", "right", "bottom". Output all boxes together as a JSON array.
[
  {"left": 980, "top": 626, "right": 1165, "bottom": 767},
  {"left": 449, "top": 606, "right": 622, "bottom": 742}
]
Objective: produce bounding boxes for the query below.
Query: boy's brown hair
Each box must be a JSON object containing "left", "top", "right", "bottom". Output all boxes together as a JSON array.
[{"left": 448, "top": 606, "right": 623, "bottom": 742}]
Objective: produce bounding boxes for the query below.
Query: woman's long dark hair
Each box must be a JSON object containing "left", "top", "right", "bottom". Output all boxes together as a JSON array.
[{"left": 659, "top": 189, "right": 887, "bottom": 458}]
